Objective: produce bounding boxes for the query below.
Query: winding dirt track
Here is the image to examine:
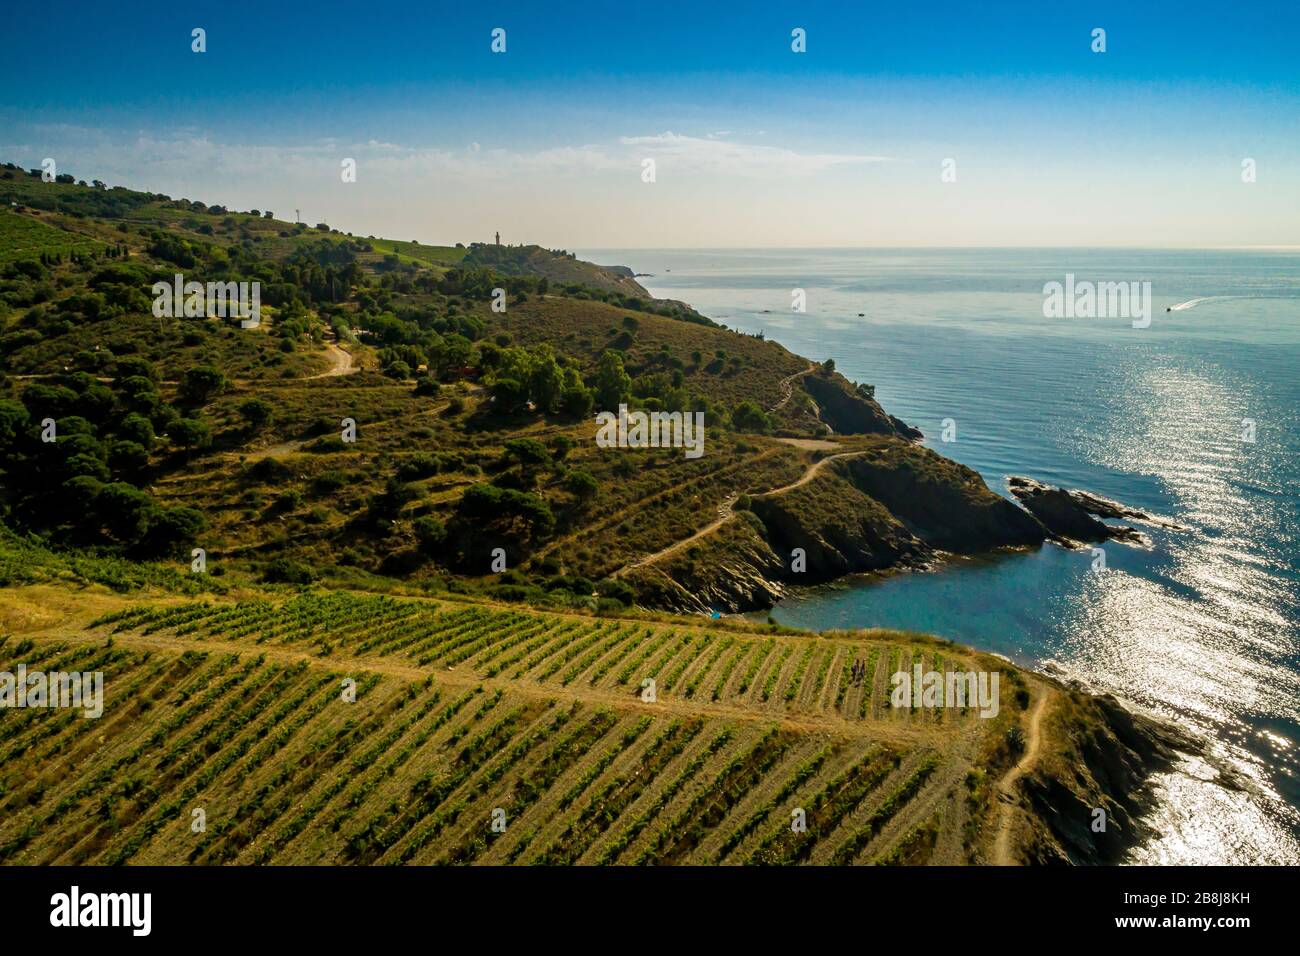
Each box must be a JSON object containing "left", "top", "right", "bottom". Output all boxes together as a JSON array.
[
  {"left": 992, "top": 688, "right": 1048, "bottom": 865},
  {"left": 305, "top": 342, "right": 355, "bottom": 379},
  {"left": 770, "top": 363, "right": 817, "bottom": 412},
  {"left": 616, "top": 449, "right": 864, "bottom": 575}
]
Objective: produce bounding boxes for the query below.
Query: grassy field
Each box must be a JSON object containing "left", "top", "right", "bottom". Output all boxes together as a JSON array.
[
  {"left": 366, "top": 238, "right": 468, "bottom": 270},
  {"left": 0, "top": 584, "right": 1035, "bottom": 865},
  {"left": 0, "top": 209, "right": 106, "bottom": 265}
]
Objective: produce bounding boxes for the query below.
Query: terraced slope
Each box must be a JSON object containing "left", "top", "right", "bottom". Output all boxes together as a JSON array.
[{"left": 0, "top": 588, "right": 1039, "bottom": 865}]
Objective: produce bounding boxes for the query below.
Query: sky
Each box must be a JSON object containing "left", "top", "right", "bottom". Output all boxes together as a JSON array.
[{"left": 3, "top": 0, "right": 1298, "bottom": 248}]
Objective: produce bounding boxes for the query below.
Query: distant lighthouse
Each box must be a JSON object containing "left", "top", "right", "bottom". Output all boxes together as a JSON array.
[{"left": 495, "top": 231, "right": 500, "bottom": 246}]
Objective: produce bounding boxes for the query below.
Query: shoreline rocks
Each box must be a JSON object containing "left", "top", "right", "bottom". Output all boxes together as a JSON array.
[
  {"left": 1021, "top": 685, "right": 1209, "bottom": 865},
  {"left": 1005, "top": 476, "right": 1183, "bottom": 546}
]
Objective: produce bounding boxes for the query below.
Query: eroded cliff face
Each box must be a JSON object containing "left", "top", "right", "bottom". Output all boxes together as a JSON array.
[
  {"left": 749, "top": 468, "right": 929, "bottom": 579},
  {"left": 1017, "top": 689, "right": 1205, "bottom": 865},
  {"left": 801, "top": 372, "right": 923, "bottom": 439},
  {"left": 627, "top": 441, "right": 1051, "bottom": 614},
  {"left": 622, "top": 512, "right": 788, "bottom": 614},
  {"left": 840, "top": 443, "right": 1046, "bottom": 552}
]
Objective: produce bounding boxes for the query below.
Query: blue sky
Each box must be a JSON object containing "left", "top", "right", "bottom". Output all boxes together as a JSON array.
[{"left": 3, "top": 0, "right": 1297, "bottom": 246}]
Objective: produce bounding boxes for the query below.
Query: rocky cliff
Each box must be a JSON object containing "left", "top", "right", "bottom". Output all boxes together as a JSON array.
[
  {"left": 801, "top": 372, "right": 923, "bottom": 438},
  {"left": 625, "top": 439, "right": 1051, "bottom": 614},
  {"left": 1016, "top": 684, "right": 1208, "bottom": 864}
]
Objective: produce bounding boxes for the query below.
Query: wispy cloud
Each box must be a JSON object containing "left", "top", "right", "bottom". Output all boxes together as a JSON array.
[
  {"left": 618, "top": 131, "right": 892, "bottom": 177},
  {"left": 0, "top": 126, "right": 892, "bottom": 187}
]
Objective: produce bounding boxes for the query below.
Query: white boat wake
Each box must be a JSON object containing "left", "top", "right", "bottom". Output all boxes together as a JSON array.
[
  {"left": 1169, "top": 296, "right": 1214, "bottom": 311},
  {"left": 1166, "top": 293, "right": 1298, "bottom": 312}
]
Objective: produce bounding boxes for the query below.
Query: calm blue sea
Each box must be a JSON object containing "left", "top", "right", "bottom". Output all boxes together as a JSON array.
[{"left": 582, "top": 247, "right": 1300, "bottom": 864}]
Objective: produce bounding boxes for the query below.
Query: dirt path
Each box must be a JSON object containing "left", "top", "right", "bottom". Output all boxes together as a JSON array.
[
  {"left": 14, "top": 340, "right": 355, "bottom": 385},
  {"left": 774, "top": 437, "right": 840, "bottom": 452},
  {"left": 535, "top": 449, "right": 786, "bottom": 564},
  {"left": 762, "top": 450, "right": 861, "bottom": 494},
  {"left": 304, "top": 342, "right": 355, "bottom": 379},
  {"left": 770, "top": 363, "right": 817, "bottom": 412},
  {"left": 992, "top": 687, "right": 1049, "bottom": 865},
  {"left": 616, "top": 450, "right": 864, "bottom": 575}
]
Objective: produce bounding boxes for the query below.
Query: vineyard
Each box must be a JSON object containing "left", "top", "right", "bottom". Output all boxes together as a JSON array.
[
  {"left": 0, "top": 590, "right": 1037, "bottom": 865},
  {"left": 0, "top": 208, "right": 107, "bottom": 266}
]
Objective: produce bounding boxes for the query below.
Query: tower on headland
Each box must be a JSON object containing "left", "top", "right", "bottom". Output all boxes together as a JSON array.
[{"left": 495, "top": 231, "right": 500, "bottom": 245}]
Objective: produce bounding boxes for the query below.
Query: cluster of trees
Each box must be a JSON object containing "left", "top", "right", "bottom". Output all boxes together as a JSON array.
[
  {"left": 438, "top": 265, "right": 539, "bottom": 300},
  {"left": 139, "top": 228, "right": 365, "bottom": 313},
  {"left": 443, "top": 482, "right": 556, "bottom": 570},
  {"left": 0, "top": 165, "right": 163, "bottom": 219},
  {"left": 377, "top": 431, "right": 599, "bottom": 576},
  {"left": 483, "top": 344, "right": 594, "bottom": 417},
  {"left": 354, "top": 298, "right": 494, "bottom": 382},
  {"left": 0, "top": 356, "right": 208, "bottom": 556},
  {"left": 368, "top": 321, "right": 475, "bottom": 381},
  {"left": 477, "top": 345, "right": 757, "bottom": 434}
]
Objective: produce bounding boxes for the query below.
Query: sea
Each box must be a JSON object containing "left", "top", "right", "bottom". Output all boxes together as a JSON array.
[{"left": 580, "top": 247, "right": 1300, "bottom": 865}]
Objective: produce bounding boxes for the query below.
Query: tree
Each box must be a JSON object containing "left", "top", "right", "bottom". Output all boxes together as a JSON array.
[
  {"left": 596, "top": 578, "right": 636, "bottom": 606},
  {"left": 435, "top": 333, "right": 475, "bottom": 375},
  {"left": 20, "top": 383, "right": 79, "bottom": 420},
  {"left": 382, "top": 359, "right": 411, "bottom": 381},
  {"left": 593, "top": 351, "right": 631, "bottom": 411},
  {"left": 490, "top": 375, "right": 530, "bottom": 414},
  {"left": 262, "top": 558, "right": 317, "bottom": 584},
  {"left": 93, "top": 482, "right": 154, "bottom": 545},
  {"left": 178, "top": 365, "right": 227, "bottom": 405},
  {"left": 109, "top": 440, "right": 150, "bottom": 478},
  {"left": 118, "top": 412, "right": 156, "bottom": 449},
  {"left": 413, "top": 515, "right": 447, "bottom": 553},
  {"left": 113, "top": 356, "right": 158, "bottom": 382},
  {"left": 550, "top": 435, "right": 575, "bottom": 461},
  {"left": 0, "top": 399, "right": 29, "bottom": 451},
  {"left": 142, "top": 506, "right": 206, "bottom": 556},
  {"left": 528, "top": 347, "right": 564, "bottom": 414},
  {"left": 564, "top": 470, "right": 598, "bottom": 502},
  {"left": 239, "top": 398, "right": 274, "bottom": 432},
  {"left": 65, "top": 453, "right": 110, "bottom": 482},
  {"left": 168, "top": 417, "right": 212, "bottom": 453},
  {"left": 456, "top": 483, "right": 555, "bottom": 539},
  {"left": 367, "top": 477, "right": 418, "bottom": 523},
  {"left": 731, "top": 401, "right": 771, "bottom": 433},
  {"left": 559, "top": 368, "right": 594, "bottom": 419},
  {"left": 503, "top": 438, "right": 551, "bottom": 470}
]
